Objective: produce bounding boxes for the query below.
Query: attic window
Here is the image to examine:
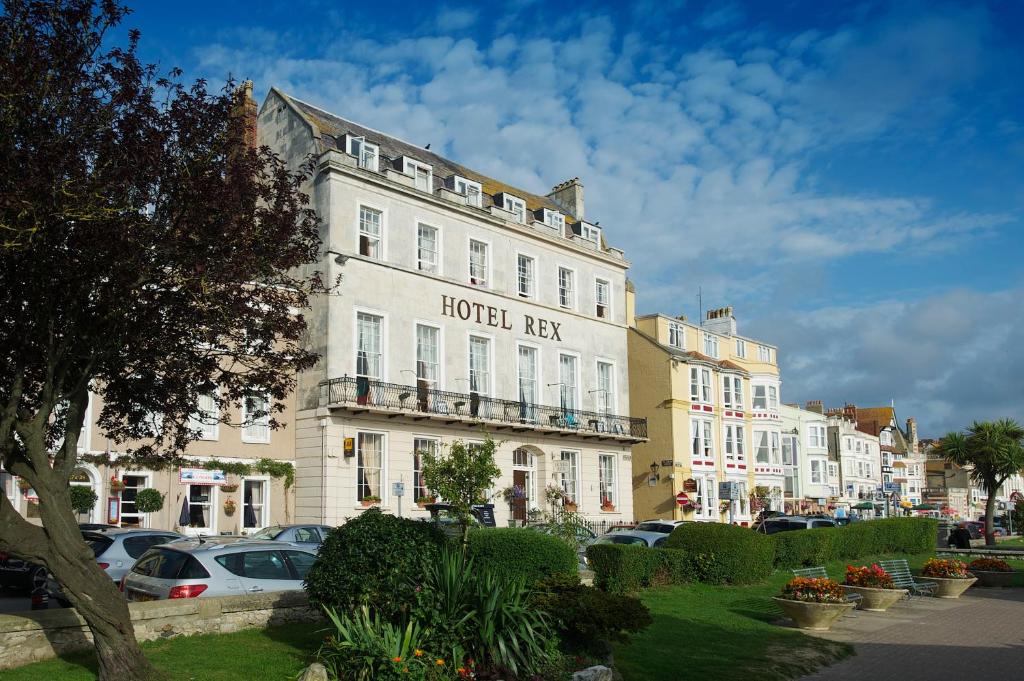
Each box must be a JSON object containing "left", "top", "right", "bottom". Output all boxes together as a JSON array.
[
  {"left": 453, "top": 176, "right": 482, "bottom": 207},
  {"left": 503, "top": 195, "right": 526, "bottom": 224},
  {"left": 543, "top": 209, "right": 565, "bottom": 231},
  {"left": 402, "top": 158, "right": 433, "bottom": 192},
  {"left": 347, "top": 136, "right": 378, "bottom": 172},
  {"left": 580, "top": 222, "right": 600, "bottom": 243}
]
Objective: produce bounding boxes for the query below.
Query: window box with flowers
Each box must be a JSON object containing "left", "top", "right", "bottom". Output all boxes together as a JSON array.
[
  {"left": 967, "top": 558, "right": 1015, "bottom": 588},
  {"left": 920, "top": 558, "right": 977, "bottom": 598},
  {"left": 773, "top": 577, "right": 854, "bottom": 630},
  {"left": 360, "top": 495, "right": 381, "bottom": 508},
  {"left": 562, "top": 498, "right": 578, "bottom": 513},
  {"left": 842, "top": 564, "right": 907, "bottom": 611},
  {"left": 415, "top": 495, "right": 437, "bottom": 509},
  {"left": 601, "top": 499, "right": 616, "bottom": 512}
]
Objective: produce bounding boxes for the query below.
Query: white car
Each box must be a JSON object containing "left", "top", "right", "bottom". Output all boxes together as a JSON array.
[{"left": 122, "top": 537, "right": 315, "bottom": 601}]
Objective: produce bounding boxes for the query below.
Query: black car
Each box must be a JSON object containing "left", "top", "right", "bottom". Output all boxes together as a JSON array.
[{"left": 0, "top": 551, "right": 48, "bottom": 593}]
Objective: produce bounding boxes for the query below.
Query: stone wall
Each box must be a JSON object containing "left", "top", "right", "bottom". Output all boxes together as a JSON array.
[{"left": 0, "top": 590, "right": 322, "bottom": 670}]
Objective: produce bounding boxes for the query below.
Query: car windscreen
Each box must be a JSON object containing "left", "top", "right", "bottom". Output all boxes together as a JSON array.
[
  {"left": 598, "top": 535, "right": 648, "bottom": 545},
  {"left": 635, "top": 522, "right": 674, "bottom": 533},
  {"left": 81, "top": 533, "right": 114, "bottom": 557},
  {"left": 250, "top": 526, "right": 284, "bottom": 540},
  {"left": 131, "top": 548, "right": 210, "bottom": 579}
]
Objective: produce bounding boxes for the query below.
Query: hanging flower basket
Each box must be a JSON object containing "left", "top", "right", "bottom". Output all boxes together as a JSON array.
[
  {"left": 719, "top": 500, "right": 732, "bottom": 513},
  {"left": 223, "top": 499, "right": 237, "bottom": 516},
  {"left": 109, "top": 477, "right": 126, "bottom": 492},
  {"left": 219, "top": 484, "right": 239, "bottom": 493}
]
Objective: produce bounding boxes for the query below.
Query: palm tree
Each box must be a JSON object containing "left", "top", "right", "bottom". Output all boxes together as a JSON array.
[{"left": 934, "top": 419, "right": 1024, "bottom": 546}]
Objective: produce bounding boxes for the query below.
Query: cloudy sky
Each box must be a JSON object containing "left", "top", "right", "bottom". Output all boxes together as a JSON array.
[{"left": 121, "top": 0, "right": 1024, "bottom": 437}]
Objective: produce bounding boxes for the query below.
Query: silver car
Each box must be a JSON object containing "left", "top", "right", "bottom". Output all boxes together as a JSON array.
[
  {"left": 122, "top": 538, "right": 316, "bottom": 601},
  {"left": 594, "top": 530, "right": 670, "bottom": 548},
  {"left": 249, "top": 524, "right": 332, "bottom": 546}
]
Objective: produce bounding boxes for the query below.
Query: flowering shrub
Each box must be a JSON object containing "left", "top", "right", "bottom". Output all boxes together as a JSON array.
[
  {"left": 779, "top": 577, "right": 847, "bottom": 603},
  {"left": 968, "top": 557, "right": 1013, "bottom": 573},
  {"left": 921, "top": 558, "right": 971, "bottom": 578},
  {"left": 844, "top": 564, "right": 896, "bottom": 589}
]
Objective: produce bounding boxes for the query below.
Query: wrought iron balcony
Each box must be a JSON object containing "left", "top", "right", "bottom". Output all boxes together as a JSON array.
[{"left": 320, "top": 376, "right": 648, "bottom": 441}]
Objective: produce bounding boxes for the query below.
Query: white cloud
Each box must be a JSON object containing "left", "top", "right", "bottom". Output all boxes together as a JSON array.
[{"left": 435, "top": 7, "right": 479, "bottom": 32}]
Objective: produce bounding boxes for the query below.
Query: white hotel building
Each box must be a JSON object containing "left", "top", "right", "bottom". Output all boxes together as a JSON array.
[{"left": 258, "top": 89, "right": 645, "bottom": 527}]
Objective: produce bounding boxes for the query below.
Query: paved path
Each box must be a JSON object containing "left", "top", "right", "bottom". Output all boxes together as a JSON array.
[{"left": 797, "top": 589, "right": 1024, "bottom": 680}]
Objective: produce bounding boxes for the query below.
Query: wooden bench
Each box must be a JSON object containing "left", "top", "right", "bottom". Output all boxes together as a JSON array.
[
  {"left": 878, "top": 559, "right": 938, "bottom": 597},
  {"left": 792, "top": 566, "right": 861, "bottom": 613}
]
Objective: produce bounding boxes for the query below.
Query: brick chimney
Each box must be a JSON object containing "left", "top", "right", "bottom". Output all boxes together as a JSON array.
[
  {"left": 843, "top": 403, "right": 857, "bottom": 422},
  {"left": 232, "top": 80, "right": 258, "bottom": 151},
  {"left": 702, "top": 306, "right": 737, "bottom": 336},
  {"left": 547, "top": 178, "right": 584, "bottom": 220},
  {"left": 906, "top": 417, "right": 919, "bottom": 454},
  {"left": 805, "top": 400, "right": 824, "bottom": 414}
]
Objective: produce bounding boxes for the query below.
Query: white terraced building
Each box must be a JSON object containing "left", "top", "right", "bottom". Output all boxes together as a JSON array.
[{"left": 258, "top": 88, "right": 646, "bottom": 527}]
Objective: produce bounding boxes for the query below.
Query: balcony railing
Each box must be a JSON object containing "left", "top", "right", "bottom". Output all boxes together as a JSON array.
[{"left": 320, "top": 376, "right": 648, "bottom": 440}]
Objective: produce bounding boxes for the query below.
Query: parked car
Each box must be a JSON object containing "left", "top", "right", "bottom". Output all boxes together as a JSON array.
[
  {"left": 47, "top": 528, "right": 183, "bottom": 606},
  {"left": 122, "top": 538, "right": 317, "bottom": 601},
  {"left": 593, "top": 530, "right": 669, "bottom": 548},
  {"left": 249, "top": 524, "right": 333, "bottom": 546},
  {"left": 960, "top": 521, "right": 1003, "bottom": 538},
  {"left": 527, "top": 523, "right": 598, "bottom": 569},
  {"left": 603, "top": 523, "right": 637, "bottom": 533},
  {"left": 0, "top": 552, "right": 48, "bottom": 594},
  {"left": 754, "top": 516, "right": 836, "bottom": 534},
  {"left": 633, "top": 519, "right": 686, "bottom": 534}
]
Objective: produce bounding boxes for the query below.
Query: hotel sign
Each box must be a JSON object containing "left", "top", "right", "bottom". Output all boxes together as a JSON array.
[{"left": 441, "top": 295, "right": 563, "bottom": 341}]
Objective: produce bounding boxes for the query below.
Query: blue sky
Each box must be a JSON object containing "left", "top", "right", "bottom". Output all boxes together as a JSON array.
[{"left": 118, "top": 0, "right": 1023, "bottom": 436}]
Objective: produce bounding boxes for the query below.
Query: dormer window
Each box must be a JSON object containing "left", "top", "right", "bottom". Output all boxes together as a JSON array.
[
  {"left": 402, "top": 158, "right": 433, "bottom": 192},
  {"left": 503, "top": 195, "right": 526, "bottom": 224},
  {"left": 580, "top": 222, "right": 600, "bottom": 243},
  {"left": 543, "top": 209, "right": 565, "bottom": 231},
  {"left": 347, "top": 136, "right": 378, "bottom": 172},
  {"left": 452, "top": 176, "right": 482, "bottom": 207}
]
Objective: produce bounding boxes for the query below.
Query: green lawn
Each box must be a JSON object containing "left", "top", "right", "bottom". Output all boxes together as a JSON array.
[
  {"left": 1, "top": 621, "right": 324, "bottom": 681},
  {"left": 997, "top": 536, "right": 1024, "bottom": 548},
  {"left": 612, "top": 551, "right": 1024, "bottom": 681}
]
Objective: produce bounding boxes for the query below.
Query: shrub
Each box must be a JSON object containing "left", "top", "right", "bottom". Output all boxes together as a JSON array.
[
  {"left": 779, "top": 577, "right": 846, "bottom": 603},
  {"left": 305, "top": 509, "right": 446, "bottom": 619},
  {"left": 466, "top": 528, "right": 576, "bottom": 585},
  {"left": 69, "top": 485, "right": 98, "bottom": 515},
  {"left": 969, "top": 557, "right": 1012, "bottom": 572},
  {"left": 921, "top": 558, "right": 970, "bottom": 578},
  {"left": 772, "top": 517, "right": 937, "bottom": 568},
  {"left": 664, "top": 523, "right": 774, "bottom": 584},
  {"left": 531, "top": 573, "right": 652, "bottom": 655},
  {"left": 134, "top": 488, "right": 165, "bottom": 513},
  {"left": 584, "top": 544, "right": 715, "bottom": 592}
]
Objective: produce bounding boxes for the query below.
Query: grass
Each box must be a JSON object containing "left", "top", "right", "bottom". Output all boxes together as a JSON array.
[
  {"left": 612, "top": 551, "right": 1024, "bottom": 681},
  {"left": 1, "top": 621, "right": 324, "bottom": 680},
  {"left": 996, "top": 536, "right": 1024, "bottom": 548}
]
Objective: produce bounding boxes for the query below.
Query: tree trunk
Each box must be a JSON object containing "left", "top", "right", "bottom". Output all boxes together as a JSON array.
[
  {"left": 35, "top": 480, "right": 163, "bottom": 681},
  {"left": 983, "top": 488, "right": 998, "bottom": 547}
]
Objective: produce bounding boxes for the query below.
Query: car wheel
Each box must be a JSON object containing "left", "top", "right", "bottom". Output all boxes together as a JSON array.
[{"left": 29, "top": 566, "right": 48, "bottom": 592}]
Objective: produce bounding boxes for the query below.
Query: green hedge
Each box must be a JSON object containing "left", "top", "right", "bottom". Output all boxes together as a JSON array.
[
  {"left": 664, "top": 522, "right": 774, "bottom": 584},
  {"left": 585, "top": 544, "right": 720, "bottom": 593},
  {"left": 467, "top": 528, "right": 577, "bottom": 585},
  {"left": 772, "top": 517, "right": 937, "bottom": 568}
]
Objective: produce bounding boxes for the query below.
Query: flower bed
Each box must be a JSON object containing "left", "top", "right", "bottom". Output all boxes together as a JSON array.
[
  {"left": 968, "top": 558, "right": 1015, "bottom": 588},
  {"left": 842, "top": 564, "right": 906, "bottom": 611}
]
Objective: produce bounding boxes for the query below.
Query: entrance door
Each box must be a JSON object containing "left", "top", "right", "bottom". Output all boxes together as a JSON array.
[{"left": 512, "top": 470, "right": 527, "bottom": 522}]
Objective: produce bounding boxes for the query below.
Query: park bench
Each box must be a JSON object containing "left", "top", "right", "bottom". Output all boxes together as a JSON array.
[
  {"left": 792, "top": 566, "right": 861, "bottom": 613},
  {"left": 878, "top": 559, "right": 938, "bottom": 598}
]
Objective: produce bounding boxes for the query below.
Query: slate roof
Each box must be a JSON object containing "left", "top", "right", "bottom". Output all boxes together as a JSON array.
[{"left": 275, "top": 89, "right": 578, "bottom": 222}]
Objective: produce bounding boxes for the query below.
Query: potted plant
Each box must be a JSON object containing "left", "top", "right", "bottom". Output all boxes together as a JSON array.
[
  {"left": 968, "top": 557, "right": 1015, "bottom": 588},
  {"left": 773, "top": 577, "right": 854, "bottom": 630},
  {"left": 223, "top": 499, "right": 236, "bottom": 516},
  {"left": 920, "top": 558, "right": 977, "bottom": 598},
  {"left": 842, "top": 564, "right": 907, "bottom": 611},
  {"left": 135, "top": 488, "right": 165, "bottom": 514},
  {"left": 601, "top": 498, "right": 616, "bottom": 512},
  {"left": 415, "top": 494, "right": 437, "bottom": 509},
  {"left": 544, "top": 484, "right": 566, "bottom": 508},
  {"left": 109, "top": 476, "right": 126, "bottom": 492},
  {"left": 361, "top": 495, "right": 381, "bottom": 508}
]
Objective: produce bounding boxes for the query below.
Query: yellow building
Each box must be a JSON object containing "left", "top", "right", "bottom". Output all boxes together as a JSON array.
[{"left": 627, "top": 287, "right": 781, "bottom": 525}]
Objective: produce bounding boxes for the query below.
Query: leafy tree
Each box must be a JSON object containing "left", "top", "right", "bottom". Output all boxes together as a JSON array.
[
  {"left": 934, "top": 419, "right": 1024, "bottom": 546},
  {"left": 0, "top": 1, "right": 321, "bottom": 678},
  {"left": 134, "top": 488, "right": 164, "bottom": 514},
  {"left": 69, "top": 485, "right": 98, "bottom": 515},
  {"left": 421, "top": 437, "right": 501, "bottom": 549}
]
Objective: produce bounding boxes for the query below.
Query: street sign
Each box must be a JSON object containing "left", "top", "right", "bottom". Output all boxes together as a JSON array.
[
  {"left": 889, "top": 492, "right": 901, "bottom": 504},
  {"left": 392, "top": 481, "right": 405, "bottom": 497},
  {"left": 675, "top": 492, "right": 690, "bottom": 506},
  {"left": 683, "top": 478, "right": 698, "bottom": 492},
  {"left": 718, "top": 481, "right": 740, "bottom": 500},
  {"left": 661, "top": 459, "right": 675, "bottom": 468},
  {"left": 883, "top": 482, "right": 900, "bottom": 493},
  {"left": 553, "top": 461, "right": 570, "bottom": 474}
]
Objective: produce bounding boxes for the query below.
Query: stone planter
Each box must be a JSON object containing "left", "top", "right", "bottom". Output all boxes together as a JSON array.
[
  {"left": 971, "top": 570, "right": 1014, "bottom": 588},
  {"left": 924, "top": 575, "right": 978, "bottom": 598},
  {"left": 772, "top": 597, "right": 855, "bottom": 631},
  {"left": 842, "top": 585, "right": 908, "bottom": 611}
]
